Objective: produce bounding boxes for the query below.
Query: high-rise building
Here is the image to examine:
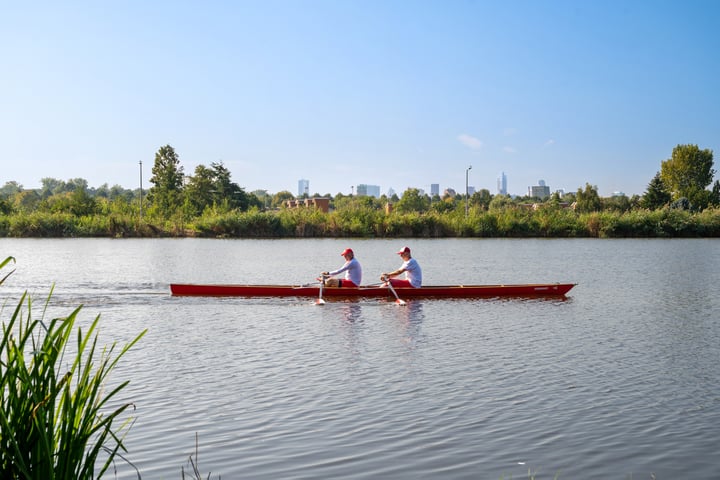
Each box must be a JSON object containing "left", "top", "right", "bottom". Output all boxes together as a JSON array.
[
  {"left": 497, "top": 172, "right": 507, "bottom": 195},
  {"left": 298, "top": 179, "right": 309, "bottom": 197},
  {"left": 430, "top": 183, "right": 440, "bottom": 196},
  {"left": 528, "top": 180, "right": 550, "bottom": 199},
  {"left": 357, "top": 184, "right": 381, "bottom": 198}
]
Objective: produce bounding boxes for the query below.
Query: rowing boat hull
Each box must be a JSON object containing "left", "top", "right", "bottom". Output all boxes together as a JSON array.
[{"left": 169, "top": 283, "right": 576, "bottom": 298}]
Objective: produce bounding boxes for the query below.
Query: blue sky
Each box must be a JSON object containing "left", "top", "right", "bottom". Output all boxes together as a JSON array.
[{"left": 2, "top": 0, "right": 719, "bottom": 197}]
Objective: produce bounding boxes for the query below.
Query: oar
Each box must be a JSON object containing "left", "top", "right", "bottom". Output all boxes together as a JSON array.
[
  {"left": 382, "top": 276, "right": 406, "bottom": 306},
  {"left": 316, "top": 275, "right": 326, "bottom": 305}
]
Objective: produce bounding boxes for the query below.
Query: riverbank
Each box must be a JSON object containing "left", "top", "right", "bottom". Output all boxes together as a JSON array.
[{"left": 1, "top": 206, "right": 719, "bottom": 238}]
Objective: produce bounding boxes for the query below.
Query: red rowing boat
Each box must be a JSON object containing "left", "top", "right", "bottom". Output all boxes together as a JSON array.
[{"left": 169, "top": 283, "right": 576, "bottom": 298}]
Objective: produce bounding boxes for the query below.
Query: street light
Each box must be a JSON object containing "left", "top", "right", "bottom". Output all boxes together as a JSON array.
[
  {"left": 139, "top": 160, "right": 143, "bottom": 219},
  {"left": 465, "top": 165, "right": 472, "bottom": 217}
]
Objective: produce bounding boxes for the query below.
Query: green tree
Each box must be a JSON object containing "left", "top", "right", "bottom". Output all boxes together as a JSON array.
[
  {"left": 272, "top": 190, "right": 295, "bottom": 208},
  {"left": 40, "top": 177, "right": 66, "bottom": 198},
  {"left": 184, "top": 164, "right": 216, "bottom": 215},
  {"left": 470, "top": 189, "right": 492, "bottom": 210},
  {"left": 147, "top": 145, "right": 184, "bottom": 218},
  {"left": 109, "top": 184, "right": 134, "bottom": 202},
  {"left": 395, "top": 188, "right": 430, "bottom": 213},
  {"left": 711, "top": 180, "right": 720, "bottom": 207},
  {"left": 12, "top": 190, "right": 41, "bottom": 213},
  {"left": 431, "top": 197, "right": 456, "bottom": 213},
  {"left": 488, "top": 194, "right": 513, "bottom": 211},
  {"left": 44, "top": 189, "right": 98, "bottom": 216},
  {"left": 0, "top": 181, "right": 23, "bottom": 197},
  {"left": 575, "top": 183, "right": 601, "bottom": 213},
  {"left": 210, "top": 161, "right": 250, "bottom": 211},
  {"left": 0, "top": 198, "right": 12, "bottom": 215},
  {"left": 603, "top": 194, "right": 631, "bottom": 213},
  {"left": 641, "top": 172, "right": 671, "bottom": 209},
  {"left": 66, "top": 178, "right": 89, "bottom": 192},
  {"left": 660, "top": 144, "right": 715, "bottom": 210}
]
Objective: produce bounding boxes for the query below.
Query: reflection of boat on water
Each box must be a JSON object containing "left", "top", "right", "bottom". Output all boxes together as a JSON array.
[{"left": 169, "top": 283, "right": 576, "bottom": 299}]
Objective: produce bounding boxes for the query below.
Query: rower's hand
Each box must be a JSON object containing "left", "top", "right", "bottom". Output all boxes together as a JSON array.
[
  {"left": 380, "top": 274, "right": 388, "bottom": 281},
  {"left": 321, "top": 272, "right": 329, "bottom": 276}
]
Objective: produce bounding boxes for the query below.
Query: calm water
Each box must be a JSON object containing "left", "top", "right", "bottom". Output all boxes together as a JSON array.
[{"left": 1, "top": 238, "right": 719, "bottom": 479}]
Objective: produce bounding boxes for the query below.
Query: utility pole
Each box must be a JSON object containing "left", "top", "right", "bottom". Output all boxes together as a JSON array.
[
  {"left": 139, "top": 161, "right": 143, "bottom": 219},
  {"left": 465, "top": 165, "right": 472, "bottom": 217}
]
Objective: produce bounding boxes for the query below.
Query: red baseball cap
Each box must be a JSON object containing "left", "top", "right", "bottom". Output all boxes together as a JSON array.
[
  {"left": 397, "top": 246, "right": 411, "bottom": 255},
  {"left": 341, "top": 248, "right": 354, "bottom": 256}
]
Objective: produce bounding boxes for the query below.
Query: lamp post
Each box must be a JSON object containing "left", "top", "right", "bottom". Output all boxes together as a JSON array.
[
  {"left": 465, "top": 165, "right": 472, "bottom": 217},
  {"left": 139, "top": 160, "right": 143, "bottom": 219}
]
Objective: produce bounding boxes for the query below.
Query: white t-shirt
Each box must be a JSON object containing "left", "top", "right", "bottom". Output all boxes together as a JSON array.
[
  {"left": 401, "top": 257, "right": 422, "bottom": 288},
  {"left": 329, "top": 258, "right": 362, "bottom": 285}
]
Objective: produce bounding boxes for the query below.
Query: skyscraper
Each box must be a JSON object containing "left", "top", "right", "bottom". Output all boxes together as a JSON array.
[
  {"left": 356, "top": 184, "right": 381, "bottom": 198},
  {"left": 528, "top": 180, "right": 550, "bottom": 199},
  {"left": 298, "top": 179, "right": 309, "bottom": 197},
  {"left": 430, "top": 183, "right": 439, "bottom": 196},
  {"left": 497, "top": 172, "right": 507, "bottom": 195}
]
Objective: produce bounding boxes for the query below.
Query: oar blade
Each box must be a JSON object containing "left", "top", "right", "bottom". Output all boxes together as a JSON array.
[
  {"left": 384, "top": 277, "right": 406, "bottom": 306},
  {"left": 316, "top": 276, "right": 325, "bottom": 305}
]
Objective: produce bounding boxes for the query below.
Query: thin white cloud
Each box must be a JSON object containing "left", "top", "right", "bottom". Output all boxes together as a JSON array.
[
  {"left": 503, "top": 146, "right": 517, "bottom": 153},
  {"left": 544, "top": 139, "right": 555, "bottom": 147},
  {"left": 503, "top": 128, "right": 517, "bottom": 136},
  {"left": 457, "top": 134, "right": 483, "bottom": 150}
]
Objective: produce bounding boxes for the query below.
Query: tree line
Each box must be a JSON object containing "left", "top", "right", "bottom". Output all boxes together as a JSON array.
[{"left": 1, "top": 143, "right": 718, "bottom": 238}]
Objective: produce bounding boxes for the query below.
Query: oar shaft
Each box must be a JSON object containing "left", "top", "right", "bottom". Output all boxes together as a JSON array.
[
  {"left": 316, "top": 274, "right": 327, "bottom": 305},
  {"left": 382, "top": 275, "right": 406, "bottom": 305}
]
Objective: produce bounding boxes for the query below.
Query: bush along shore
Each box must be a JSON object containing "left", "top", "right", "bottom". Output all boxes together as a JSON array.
[{"left": 0, "top": 205, "right": 719, "bottom": 238}]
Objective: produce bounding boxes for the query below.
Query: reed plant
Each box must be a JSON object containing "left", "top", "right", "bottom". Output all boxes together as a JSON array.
[
  {"left": 1, "top": 204, "right": 719, "bottom": 238},
  {"left": 1, "top": 255, "right": 146, "bottom": 478}
]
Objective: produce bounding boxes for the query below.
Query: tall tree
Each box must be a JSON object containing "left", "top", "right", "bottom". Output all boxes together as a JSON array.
[
  {"left": 184, "top": 165, "right": 216, "bottom": 215},
  {"left": 470, "top": 189, "right": 492, "bottom": 210},
  {"left": 147, "top": 145, "right": 184, "bottom": 217},
  {"left": 184, "top": 161, "right": 251, "bottom": 215},
  {"left": 395, "top": 188, "right": 430, "bottom": 213},
  {"left": 210, "top": 161, "right": 250, "bottom": 211},
  {"left": 0, "top": 181, "right": 23, "bottom": 197},
  {"left": 660, "top": 144, "right": 715, "bottom": 210},
  {"left": 40, "top": 178, "right": 66, "bottom": 198},
  {"left": 575, "top": 183, "right": 601, "bottom": 213},
  {"left": 641, "top": 172, "right": 671, "bottom": 209},
  {"left": 711, "top": 180, "right": 720, "bottom": 207}
]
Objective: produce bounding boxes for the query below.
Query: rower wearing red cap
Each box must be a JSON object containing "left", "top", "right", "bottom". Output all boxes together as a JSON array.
[
  {"left": 381, "top": 246, "right": 422, "bottom": 288},
  {"left": 320, "top": 248, "right": 362, "bottom": 287}
]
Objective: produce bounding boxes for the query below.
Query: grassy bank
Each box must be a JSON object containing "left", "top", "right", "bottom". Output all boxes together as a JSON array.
[{"left": 1, "top": 206, "right": 719, "bottom": 238}]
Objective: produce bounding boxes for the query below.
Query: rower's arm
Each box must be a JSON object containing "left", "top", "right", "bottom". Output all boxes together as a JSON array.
[{"left": 383, "top": 267, "right": 405, "bottom": 278}]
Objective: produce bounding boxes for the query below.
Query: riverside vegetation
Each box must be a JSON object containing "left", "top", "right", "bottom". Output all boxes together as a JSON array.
[
  {"left": 1, "top": 144, "right": 719, "bottom": 238},
  {"left": 1, "top": 257, "right": 222, "bottom": 479},
  {"left": 1, "top": 185, "right": 720, "bottom": 239},
  {"left": 0, "top": 255, "right": 146, "bottom": 478}
]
